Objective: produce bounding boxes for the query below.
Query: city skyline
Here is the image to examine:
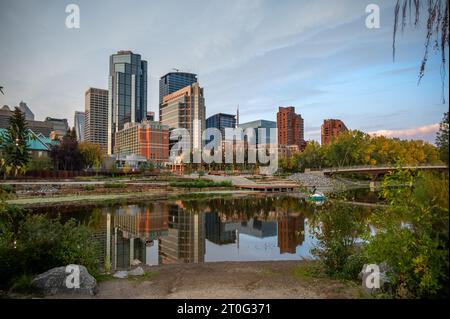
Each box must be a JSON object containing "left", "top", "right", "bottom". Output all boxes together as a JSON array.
[{"left": 0, "top": 0, "right": 448, "bottom": 144}]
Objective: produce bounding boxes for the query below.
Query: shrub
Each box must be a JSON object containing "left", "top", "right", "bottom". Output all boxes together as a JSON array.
[
  {"left": 0, "top": 184, "right": 14, "bottom": 194},
  {"left": 366, "top": 171, "right": 449, "bottom": 298},
  {"left": 104, "top": 182, "right": 127, "bottom": 189},
  {"left": 83, "top": 184, "right": 95, "bottom": 191},
  {"left": 0, "top": 207, "right": 99, "bottom": 289},
  {"left": 310, "top": 201, "right": 369, "bottom": 280}
]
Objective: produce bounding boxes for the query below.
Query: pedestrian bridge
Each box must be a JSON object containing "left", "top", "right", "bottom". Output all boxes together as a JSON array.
[{"left": 322, "top": 164, "right": 448, "bottom": 176}]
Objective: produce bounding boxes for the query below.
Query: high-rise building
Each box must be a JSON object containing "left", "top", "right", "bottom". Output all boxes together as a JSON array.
[
  {"left": 108, "top": 50, "right": 148, "bottom": 154},
  {"left": 45, "top": 117, "right": 69, "bottom": 139},
  {"left": 74, "top": 111, "right": 85, "bottom": 142},
  {"left": 206, "top": 113, "right": 236, "bottom": 142},
  {"left": 85, "top": 88, "right": 108, "bottom": 151},
  {"left": 114, "top": 120, "right": 170, "bottom": 164},
  {"left": 160, "top": 82, "right": 205, "bottom": 151},
  {"left": 277, "top": 106, "right": 305, "bottom": 150},
  {"left": 321, "top": 119, "right": 348, "bottom": 145},
  {"left": 159, "top": 72, "right": 197, "bottom": 117},
  {"left": 17, "top": 101, "right": 34, "bottom": 121}
]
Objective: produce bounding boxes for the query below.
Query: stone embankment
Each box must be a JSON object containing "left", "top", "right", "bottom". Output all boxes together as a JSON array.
[{"left": 288, "top": 172, "right": 347, "bottom": 193}]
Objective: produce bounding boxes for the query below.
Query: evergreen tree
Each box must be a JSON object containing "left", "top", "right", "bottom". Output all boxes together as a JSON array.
[{"left": 0, "top": 107, "right": 31, "bottom": 177}]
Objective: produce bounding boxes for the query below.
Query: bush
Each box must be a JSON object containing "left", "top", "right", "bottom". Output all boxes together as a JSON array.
[
  {"left": 104, "top": 182, "right": 127, "bottom": 189},
  {"left": 83, "top": 184, "right": 95, "bottom": 191},
  {"left": 310, "top": 201, "right": 369, "bottom": 280},
  {"left": 0, "top": 208, "right": 99, "bottom": 289},
  {"left": 0, "top": 184, "right": 14, "bottom": 194},
  {"left": 366, "top": 171, "right": 449, "bottom": 298}
]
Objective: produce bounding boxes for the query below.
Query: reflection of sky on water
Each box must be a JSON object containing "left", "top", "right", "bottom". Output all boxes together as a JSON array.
[{"left": 205, "top": 220, "right": 318, "bottom": 262}]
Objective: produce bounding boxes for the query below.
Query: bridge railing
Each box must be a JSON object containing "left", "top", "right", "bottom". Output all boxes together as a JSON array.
[{"left": 322, "top": 163, "right": 448, "bottom": 173}]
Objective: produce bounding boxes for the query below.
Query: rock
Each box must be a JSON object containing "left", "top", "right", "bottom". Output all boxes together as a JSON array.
[
  {"left": 31, "top": 265, "right": 97, "bottom": 296},
  {"left": 131, "top": 259, "right": 142, "bottom": 266},
  {"left": 112, "top": 271, "right": 128, "bottom": 279},
  {"left": 128, "top": 266, "right": 144, "bottom": 276}
]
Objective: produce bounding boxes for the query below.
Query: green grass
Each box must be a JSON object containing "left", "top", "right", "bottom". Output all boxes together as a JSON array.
[
  {"left": 127, "top": 271, "right": 158, "bottom": 284},
  {"left": 292, "top": 262, "right": 324, "bottom": 280},
  {"left": 95, "top": 273, "right": 115, "bottom": 282}
]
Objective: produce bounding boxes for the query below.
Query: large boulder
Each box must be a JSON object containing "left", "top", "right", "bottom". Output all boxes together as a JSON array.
[{"left": 31, "top": 265, "right": 98, "bottom": 296}]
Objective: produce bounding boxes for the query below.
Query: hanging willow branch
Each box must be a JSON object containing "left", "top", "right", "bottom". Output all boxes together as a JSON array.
[{"left": 393, "top": 0, "right": 449, "bottom": 102}]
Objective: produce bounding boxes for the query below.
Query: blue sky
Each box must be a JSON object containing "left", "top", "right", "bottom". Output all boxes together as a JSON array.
[{"left": 0, "top": 0, "right": 448, "bottom": 143}]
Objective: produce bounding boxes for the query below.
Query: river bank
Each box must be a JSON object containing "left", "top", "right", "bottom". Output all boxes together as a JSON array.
[{"left": 43, "top": 261, "right": 367, "bottom": 299}]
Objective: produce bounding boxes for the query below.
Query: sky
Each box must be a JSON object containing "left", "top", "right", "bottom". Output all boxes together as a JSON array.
[{"left": 0, "top": 0, "right": 448, "bottom": 143}]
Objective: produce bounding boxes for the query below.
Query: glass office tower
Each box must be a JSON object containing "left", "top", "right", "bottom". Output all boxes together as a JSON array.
[
  {"left": 108, "top": 50, "right": 148, "bottom": 155},
  {"left": 205, "top": 113, "right": 236, "bottom": 143},
  {"left": 74, "top": 111, "right": 85, "bottom": 142},
  {"left": 159, "top": 72, "right": 197, "bottom": 120}
]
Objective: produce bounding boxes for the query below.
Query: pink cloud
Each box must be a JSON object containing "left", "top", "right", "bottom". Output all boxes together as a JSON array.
[{"left": 369, "top": 123, "right": 439, "bottom": 143}]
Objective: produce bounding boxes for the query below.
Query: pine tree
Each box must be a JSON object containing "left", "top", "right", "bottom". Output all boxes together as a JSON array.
[{"left": 0, "top": 107, "right": 31, "bottom": 177}]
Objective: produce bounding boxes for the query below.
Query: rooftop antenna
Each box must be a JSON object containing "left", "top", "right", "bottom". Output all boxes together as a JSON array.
[{"left": 172, "top": 68, "right": 179, "bottom": 72}]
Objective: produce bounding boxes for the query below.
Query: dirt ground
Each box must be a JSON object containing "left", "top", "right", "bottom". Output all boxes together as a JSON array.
[{"left": 50, "top": 261, "right": 366, "bottom": 299}]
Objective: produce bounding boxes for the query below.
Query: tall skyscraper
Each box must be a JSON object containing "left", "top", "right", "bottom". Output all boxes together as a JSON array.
[
  {"left": 85, "top": 88, "right": 108, "bottom": 151},
  {"left": 277, "top": 106, "right": 305, "bottom": 150},
  {"left": 108, "top": 50, "right": 148, "bottom": 155},
  {"left": 159, "top": 71, "right": 197, "bottom": 120},
  {"left": 74, "top": 111, "right": 85, "bottom": 142},
  {"left": 160, "top": 82, "right": 205, "bottom": 151},
  {"left": 321, "top": 119, "right": 348, "bottom": 145}
]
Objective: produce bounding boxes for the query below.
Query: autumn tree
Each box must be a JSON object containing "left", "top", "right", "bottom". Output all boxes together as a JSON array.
[
  {"left": 79, "top": 142, "right": 104, "bottom": 170},
  {"left": 436, "top": 112, "right": 449, "bottom": 164}
]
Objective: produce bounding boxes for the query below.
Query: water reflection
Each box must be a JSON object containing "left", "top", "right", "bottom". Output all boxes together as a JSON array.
[{"left": 37, "top": 195, "right": 317, "bottom": 270}]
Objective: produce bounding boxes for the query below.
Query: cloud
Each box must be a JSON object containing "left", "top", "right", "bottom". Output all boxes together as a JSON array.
[{"left": 369, "top": 123, "right": 439, "bottom": 143}]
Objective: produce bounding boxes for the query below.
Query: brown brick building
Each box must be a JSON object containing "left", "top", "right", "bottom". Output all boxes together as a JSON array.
[
  {"left": 321, "top": 119, "right": 348, "bottom": 145},
  {"left": 114, "top": 120, "right": 169, "bottom": 164},
  {"left": 276, "top": 106, "right": 305, "bottom": 151}
]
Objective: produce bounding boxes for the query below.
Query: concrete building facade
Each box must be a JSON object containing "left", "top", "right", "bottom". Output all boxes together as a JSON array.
[
  {"left": 160, "top": 82, "right": 205, "bottom": 151},
  {"left": 85, "top": 88, "right": 108, "bottom": 151}
]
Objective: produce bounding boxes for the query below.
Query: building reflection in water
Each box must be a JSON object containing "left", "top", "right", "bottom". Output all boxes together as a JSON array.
[
  {"left": 277, "top": 213, "right": 305, "bottom": 254},
  {"left": 102, "top": 203, "right": 169, "bottom": 270},
  {"left": 97, "top": 199, "right": 308, "bottom": 270}
]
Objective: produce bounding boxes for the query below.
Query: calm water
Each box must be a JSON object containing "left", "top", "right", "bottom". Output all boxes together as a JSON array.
[{"left": 32, "top": 194, "right": 331, "bottom": 270}]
